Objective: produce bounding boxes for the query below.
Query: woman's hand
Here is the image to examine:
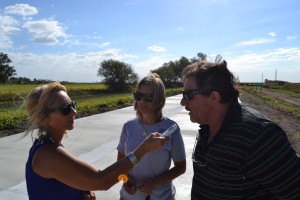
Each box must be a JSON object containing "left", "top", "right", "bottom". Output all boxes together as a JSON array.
[
  {"left": 137, "top": 179, "right": 155, "bottom": 196},
  {"left": 83, "top": 191, "right": 96, "bottom": 200},
  {"left": 138, "top": 133, "right": 167, "bottom": 154},
  {"left": 123, "top": 178, "right": 137, "bottom": 195}
]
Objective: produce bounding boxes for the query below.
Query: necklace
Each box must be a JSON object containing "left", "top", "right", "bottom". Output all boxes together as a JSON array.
[
  {"left": 39, "top": 130, "right": 55, "bottom": 143},
  {"left": 139, "top": 121, "right": 147, "bottom": 136},
  {"left": 139, "top": 115, "right": 164, "bottom": 136},
  {"left": 38, "top": 130, "right": 67, "bottom": 143}
]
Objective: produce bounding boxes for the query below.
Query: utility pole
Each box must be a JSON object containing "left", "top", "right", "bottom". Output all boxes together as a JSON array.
[{"left": 262, "top": 73, "right": 264, "bottom": 83}]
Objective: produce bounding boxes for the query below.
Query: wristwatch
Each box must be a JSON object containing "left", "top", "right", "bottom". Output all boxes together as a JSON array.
[{"left": 127, "top": 152, "right": 139, "bottom": 167}]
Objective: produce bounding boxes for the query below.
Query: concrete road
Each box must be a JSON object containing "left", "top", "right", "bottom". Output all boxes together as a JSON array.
[{"left": 0, "top": 95, "right": 199, "bottom": 200}]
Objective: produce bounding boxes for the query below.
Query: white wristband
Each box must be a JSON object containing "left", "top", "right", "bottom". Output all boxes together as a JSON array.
[{"left": 127, "top": 152, "right": 139, "bottom": 167}]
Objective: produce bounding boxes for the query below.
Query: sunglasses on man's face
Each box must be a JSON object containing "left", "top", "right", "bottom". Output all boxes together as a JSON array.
[
  {"left": 182, "top": 90, "right": 212, "bottom": 101},
  {"left": 45, "top": 101, "right": 77, "bottom": 116},
  {"left": 133, "top": 92, "right": 154, "bottom": 102}
]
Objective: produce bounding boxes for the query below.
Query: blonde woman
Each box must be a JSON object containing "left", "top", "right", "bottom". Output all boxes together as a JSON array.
[
  {"left": 117, "top": 74, "right": 186, "bottom": 200},
  {"left": 25, "top": 81, "right": 167, "bottom": 200}
]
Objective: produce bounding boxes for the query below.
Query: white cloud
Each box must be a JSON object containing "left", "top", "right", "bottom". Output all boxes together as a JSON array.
[
  {"left": 4, "top": 4, "right": 38, "bottom": 17},
  {"left": 286, "top": 35, "right": 297, "bottom": 41},
  {"left": 1, "top": 26, "right": 20, "bottom": 34},
  {"left": 85, "top": 49, "right": 138, "bottom": 60},
  {"left": 0, "top": 16, "right": 20, "bottom": 34},
  {"left": 23, "top": 20, "right": 68, "bottom": 45},
  {"left": 10, "top": 49, "right": 139, "bottom": 82},
  {"left": 227, "top": 48, "right": 300, "bottom": 82},
  {"left": 0, "top": 34, "right": 14, "bottom": 49},
  {"left": 237, "top": 38, "right": 275, "bottom": 46},
  {"left": 0, "top": 16, "right": 19, "bottom": 27},
  {"left": 230, "top": 48, "right": 300, "bottom": 70},
  {"left": 268, "top": 32, "right": 276, "bottom": 37},
  {"left": 60, "top": 38, "right": 80, "bottom": 46},
  {"left": 131, "top": 55, "right": 176, "bottom": 79},
  {"left": 87, "top": 35, "right": 102, "bottom": 39},
  {"left": 0, "top": 15, "right": 20, "bottom": 49},
  {"left": 8, "top": 47, "right": 300, "bottom": 83},
  {"left": 147, "top": 45, "right": 166, "bottom": 52},
  {"left": 99, "top": 42, "right": 111, "bottom": 48}
]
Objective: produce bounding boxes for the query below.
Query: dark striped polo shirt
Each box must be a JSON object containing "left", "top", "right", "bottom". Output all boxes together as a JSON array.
[{"left": 191, "top": 100, "right": 300, "bottom": 200}]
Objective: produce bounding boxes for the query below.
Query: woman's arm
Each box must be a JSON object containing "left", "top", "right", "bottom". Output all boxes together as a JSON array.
[
  {"left": 117, "top": 151, "right": 126, "bottom": 161},
  {"left": 138, "top": 159, "right": 186, "bottom": 195},
  {"left": 117, "top": 151, "right": 138, "bottom": 195},
  {"left": 152, "top": 160, "right": 186, "bottom": 186},
  {"left": 32, "top": 133, "right": 166, "bottom": 191}
]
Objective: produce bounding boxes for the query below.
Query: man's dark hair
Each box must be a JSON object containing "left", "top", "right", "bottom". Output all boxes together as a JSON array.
[{"left": 182, "top": 60, "right": 239, "bottom": 103}]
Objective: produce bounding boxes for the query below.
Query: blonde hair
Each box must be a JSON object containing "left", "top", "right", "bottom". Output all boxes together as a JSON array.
[
  {"left": 134, "top": 73, "right": 166, "bottom": 119},
  {"left": 24, "top": 81, "right": 66, "bottom": 138}
]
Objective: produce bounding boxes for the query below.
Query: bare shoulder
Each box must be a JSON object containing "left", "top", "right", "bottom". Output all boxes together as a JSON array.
[
  {"left": 32, "top": 144, "right": 77, "bottom": 178},
  {"left": 36, "top": 143, "right": 66, "bottom": 157}
]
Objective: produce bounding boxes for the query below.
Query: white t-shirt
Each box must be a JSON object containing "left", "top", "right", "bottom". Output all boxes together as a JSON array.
[{"left": 117, "top": 117, "right": 186, "bottom": 200}]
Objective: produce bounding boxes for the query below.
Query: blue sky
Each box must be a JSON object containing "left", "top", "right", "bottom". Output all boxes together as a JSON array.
[{"left": 0, "top": 0, "right": 299, "bottom": 83}]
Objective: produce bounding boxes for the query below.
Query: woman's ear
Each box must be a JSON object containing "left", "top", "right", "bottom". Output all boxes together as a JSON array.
[{"left": 40, "top": 115, "right": 50, "bottom": 127}]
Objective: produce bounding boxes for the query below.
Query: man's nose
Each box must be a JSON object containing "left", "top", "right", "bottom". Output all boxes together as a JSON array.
[{"left": 180, "top": 98, "right": 187, "bottom": 106}]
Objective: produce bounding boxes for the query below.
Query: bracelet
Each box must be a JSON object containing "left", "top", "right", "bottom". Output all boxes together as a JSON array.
[{"left": 127, "top": 152, "right": 139, "bottom": 167}]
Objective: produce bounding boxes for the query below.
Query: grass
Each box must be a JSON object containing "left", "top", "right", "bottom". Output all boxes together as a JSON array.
[
  {"left": 0, "top": 83, "right": 107, "bottom": 94},
  {"left": 0, "top": 83, "right": 183, "bottom": 132},
  {"left": 265, "top": 88, "right": 300, "bottom": 98},
  {"left": 241, "top": 86, "right": 300, "bottom": 117},
  {"left": 0, "top": 83, "right": 107, "bottom": 103}
]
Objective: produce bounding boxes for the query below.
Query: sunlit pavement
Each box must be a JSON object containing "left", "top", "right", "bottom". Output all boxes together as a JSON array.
[{"left": 0, "top": 95, "right": 199, "bottom": 200}]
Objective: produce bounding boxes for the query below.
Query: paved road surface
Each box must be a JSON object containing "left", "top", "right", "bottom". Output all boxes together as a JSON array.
[{"left": 0, "top": 95, "right": 199, "bottom": 200}]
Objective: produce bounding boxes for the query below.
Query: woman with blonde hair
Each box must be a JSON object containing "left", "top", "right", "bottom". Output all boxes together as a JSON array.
[
  {"left": 117, "top": 74, "right": 186, "bottom": 200},
  {"left": 25, "top": 81, "right": 167, "bottom": 200}
]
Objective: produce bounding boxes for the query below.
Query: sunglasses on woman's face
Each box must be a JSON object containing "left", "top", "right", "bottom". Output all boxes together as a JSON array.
[
  {"left": 182, "top": 90, "right": 212, "bottom": 101},
  {"left": 133, "top": 92, "right": 154, "bottom": 102},
  {"left": 46, "top": 101, "right": 77, "bottom": 116}
]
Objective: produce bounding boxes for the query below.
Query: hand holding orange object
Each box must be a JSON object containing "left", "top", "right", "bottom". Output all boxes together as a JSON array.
[{"left": 118, "top": 174, "right": 128, "bottom": 183}]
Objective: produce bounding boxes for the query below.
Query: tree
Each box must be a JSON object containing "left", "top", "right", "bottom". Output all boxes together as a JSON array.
[
  {"left": 152, "top": 56, "right": 191, "bottom": 86},
  {"left": 150, "top": 52, "right": 221, "bottom": 87},
  {"left": 215, "top": 54, "right": 224, "bottom": 63},
  {"left": 176, "top": 56, "right": 191, "bottom": 82},
  {"left": 151, "top": 63, "right": 175, "bottom": 84},
  {"left": 0, "top": 53, "right": 16, "bottom": 83},
  {"left": 9, "top": 76, "right": 31, "bottom": 84},
  {"left": 97, "top": 59, "right": 138, "bottom": 91},
  {"left": 197, "top": 52, "right": 207, "bottom": 61}
]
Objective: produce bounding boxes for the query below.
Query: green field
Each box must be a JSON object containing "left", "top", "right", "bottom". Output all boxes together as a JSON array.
[
  {"left": 0, "top": 83, "right": 107, "bottom": 99},
  {"left": 0, "top": 83, "right": 107, "bottom": 93},
  {"left": 0, "top": 83, "right": 182, "bottom": 133},
  {"left": 2, "top": 82, "right": 299, "bottom": 135}
]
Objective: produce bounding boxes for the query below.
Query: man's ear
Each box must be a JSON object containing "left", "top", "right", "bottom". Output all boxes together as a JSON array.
[{"left": 210, "top": 91, "right": 220, "bottom": 102}]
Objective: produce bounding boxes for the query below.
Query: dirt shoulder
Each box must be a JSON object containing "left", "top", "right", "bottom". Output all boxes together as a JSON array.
[
  {"left": 239, "top": 91, "right": 300, "bottom": 154},
  {"left": 260, "top": 89, "right": 300, "bottom": 107}
]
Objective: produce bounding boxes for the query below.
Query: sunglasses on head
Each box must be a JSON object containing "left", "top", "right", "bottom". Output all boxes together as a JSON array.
[
  {"left": 182, "top": 90, "right": 212, "bottom": 101},
  {"left": 133, "top": 92, "right": 154, "bottom": 102},
  {"left": 45, "top": 101, "right": 77, "bottom": 116}
]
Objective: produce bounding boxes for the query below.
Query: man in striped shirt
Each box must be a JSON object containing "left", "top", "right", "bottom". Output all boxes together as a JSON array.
[{"left": 180, "top": 60, "right": 300, "bottom": 199}]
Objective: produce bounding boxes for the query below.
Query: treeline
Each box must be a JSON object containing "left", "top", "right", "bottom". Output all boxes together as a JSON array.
[
  {"left": 151, "top": 53, "right": 223, "bottom": 87},
  {"left": 1, "top": 51, "right": 223, "bottom": 89},
  {"left": 8, "top": 77, "right": 63, "bottom": 84}
]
